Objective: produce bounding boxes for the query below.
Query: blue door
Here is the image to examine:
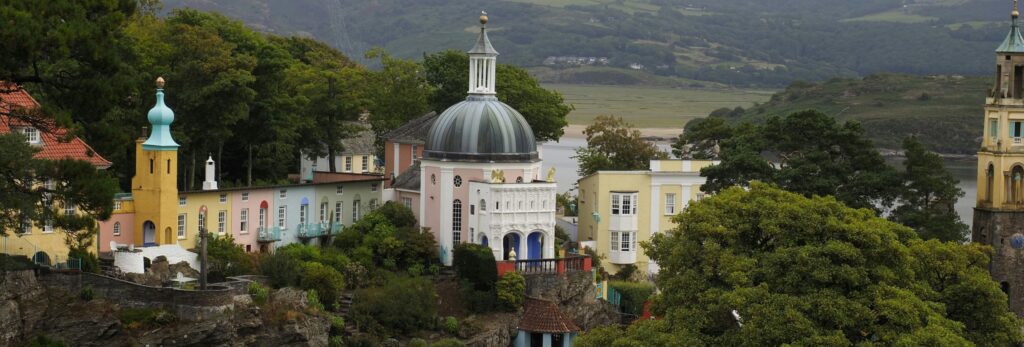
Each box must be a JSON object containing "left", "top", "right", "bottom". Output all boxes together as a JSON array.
[
  {"left": 527, "top": 232, "right": 543, "bottom": 260},
  {"left": 143, "top": 221, "right": 156, "bottom": 246}
]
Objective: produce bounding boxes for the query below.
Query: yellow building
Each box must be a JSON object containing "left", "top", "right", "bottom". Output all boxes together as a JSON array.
[{"left": 577, "top": 160, "right": 716, "bottom": 275}]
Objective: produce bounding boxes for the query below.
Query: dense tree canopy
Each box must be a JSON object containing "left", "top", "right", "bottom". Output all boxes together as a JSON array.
[
  {"left": 891, "top": 137, "right": 969, "bottom": 242},
  {"left": 578, "top": 183, "right": 1021, "bottom": 346},
  {"left": 575, "top": 115, "right": 668, "bottom": 176},
  {"left": 698, "top": 110, "right": 901, "bottom": 210}
]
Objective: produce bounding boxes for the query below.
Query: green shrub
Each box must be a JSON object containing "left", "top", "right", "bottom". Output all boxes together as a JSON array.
[
  {"left": 306, "top": 289, "right": 325, "bottom": 312},
  {"left": 430, "top": 338, "right": 465, "bottom": 347},
  {"left": 409, "top": 338, "right": 429, "bottom": 347},
  {"left": 207, "top": 234, "right": 256, "bottom": 282},
  {"left": 352, "top": 276, "right": 437, "bottom": 335},
  {"left": 68, "top": 247, "right": 99, "bottom": 273},
  {"left": 300, "top": 262, "right": 346, "bottom": 308},
  {"left": 27, "top": 335, "right": 65, "bottom": 347},
  {"left": 609, "top": 281, "right": 655, "bottom": 316},
  {"left": 496, "top": 272, "right": 526, "bottom": 311},
  {"left": 613, "top": 264, "right": 637, "bottom": 281},
  {"left": 444, "top": 316, "right": 459, "bottom": 335},
  {"left": 459, "top": 280, "right": 496, "bottom": 313},
  {"left": 79, "top": 286, "right": 94, "bottom": 301},
  {"left": 248, "top": 282, "right": 270, "bottom": 306},
  {"left": 328, "top": 336, "right": 344, "bottom": 347},
  {"left": 408, "top": 263, "right": 424, "bottom": 277},
  {"left": 260, "top": 253, "right": 301, "bottom": 288},
  {"left": 452, "top": 244, "right": 497, "bottom": 291},
  {"left": 330, "top": 315, "right": 346, "bottom": 335},
  {"left": 277, "top": 243, "right": 322, "bottom": 263}
]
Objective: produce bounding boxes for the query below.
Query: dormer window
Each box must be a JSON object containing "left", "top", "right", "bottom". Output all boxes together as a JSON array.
[{"left": 22, "top": 127, "right": 39, "bottom": 144}]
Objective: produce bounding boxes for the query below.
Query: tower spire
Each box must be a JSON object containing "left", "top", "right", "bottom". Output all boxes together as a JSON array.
[
  {"left": 142, "top": 77, "right": 179, "bottom": 150},
  {"left": 467, "top": 11, "right": 498, "bottom": 95}
]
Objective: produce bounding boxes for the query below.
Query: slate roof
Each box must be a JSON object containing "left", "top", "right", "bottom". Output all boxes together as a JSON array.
[
  {"left": 518, "top": 298, "right": 580, "bottom": 334},
  {"left": 384, "top": 111, "right": 438, "bottom": 144},
  {"left": 340, "top": 121, "right": 376, "bottom": 156},
  {"left": 0, "top": 86, "right": 112, "bottom": 168},
  {"left": 468, "top": 27, "right": 499, "bottom": 55},
  {"left": 392, "top": 161, "right": 421, "bottom": 191},
  {"left": 998, "top": 18, "right": 1024, "bottom": 53}
]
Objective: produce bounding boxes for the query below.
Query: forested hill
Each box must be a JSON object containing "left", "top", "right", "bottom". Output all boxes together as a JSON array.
[
  {"left": 712, "top": 74, "right": 989, "bottom": 154},
  {"left": 163, "top": 0, "right": 1010, "bottom": 87}
]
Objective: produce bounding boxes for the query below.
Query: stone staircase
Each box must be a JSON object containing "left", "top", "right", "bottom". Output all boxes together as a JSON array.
[{"left": 338, "top": 292, "right": 358, "bottom": 335}]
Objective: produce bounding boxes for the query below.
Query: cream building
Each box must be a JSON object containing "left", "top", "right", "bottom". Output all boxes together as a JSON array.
[{"left": 577, "top": 160, "right": 716, "bottom": 275}]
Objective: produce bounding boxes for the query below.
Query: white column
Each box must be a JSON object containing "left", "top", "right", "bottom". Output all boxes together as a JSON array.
[
  {"left": 440, "top": 167, "right": 454, "bottom": 265},
  {"left": 392, "top": 142, "right": 400, "bottom": 175},
  {"left": 682, "top": 186, "right": 692, "bottom": 209},
  {"left": 650, "top": 184, "right": 660, "bottom": 235},
  {"left": 544, "top": 228, "right": 555, "bottom": 259}
]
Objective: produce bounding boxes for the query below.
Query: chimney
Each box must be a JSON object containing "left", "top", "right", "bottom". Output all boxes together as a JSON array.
[{"left": 202, "top": 155, "right": 218, "bottom": 190}]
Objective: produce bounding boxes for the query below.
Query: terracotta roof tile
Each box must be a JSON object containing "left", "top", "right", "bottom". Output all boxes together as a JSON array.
[
  {"left": 0, "top": 87, "right": 112, "bottom": 168},
  {"left": 518, "top": 298, "right": 580, "bottom": 333}
]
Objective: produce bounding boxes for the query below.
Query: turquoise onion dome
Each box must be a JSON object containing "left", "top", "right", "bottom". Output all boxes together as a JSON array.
[{"left": 142, "top": 77, "right": 179, "bottom": 150}]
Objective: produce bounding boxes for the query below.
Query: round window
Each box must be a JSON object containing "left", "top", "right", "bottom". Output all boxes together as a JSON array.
[
  {"left": 454, "top": 175, "right": 463, "bottom": 187},
  {"left": 516, "top": 176, "right": 523, "bottom": 183}
]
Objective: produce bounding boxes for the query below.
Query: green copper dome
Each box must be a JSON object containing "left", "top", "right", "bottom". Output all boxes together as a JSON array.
[
  {"left": 142, "top": 88, "right": 179, "bottom": 150},
  {"left": 424, "top": 95, "right": 538, "bottom": 162}
]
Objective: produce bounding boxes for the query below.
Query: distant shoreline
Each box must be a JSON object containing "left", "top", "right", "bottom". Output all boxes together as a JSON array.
[{"left": 561, "top": 124, "right": 680, "bottom": 141}]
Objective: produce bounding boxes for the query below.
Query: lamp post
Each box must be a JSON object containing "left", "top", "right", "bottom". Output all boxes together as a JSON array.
[{"left": 199, "top": 205, "right": 208, "bottom": 290}]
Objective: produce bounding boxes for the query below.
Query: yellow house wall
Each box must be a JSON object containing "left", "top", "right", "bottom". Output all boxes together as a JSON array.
[
  {"left": 578, "top": 172, "right": 653, "bottom": 274},
  {"left": 130, "top": 140, "right": 179, "bottom": 246},
  {"left": 176, "top": 191, "right": 232, "bottom": 250}
]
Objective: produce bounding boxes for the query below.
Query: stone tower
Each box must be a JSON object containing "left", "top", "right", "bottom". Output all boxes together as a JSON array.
[
  {"left": 974, "top": 0, "right": 1024, "bottom": 317},
  {"left": 131, "top": 77, "right": 180, "bottom": 247}
]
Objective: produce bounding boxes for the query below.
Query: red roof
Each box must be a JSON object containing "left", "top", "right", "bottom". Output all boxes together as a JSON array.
[
  {"left": 0, "top": 87, "right": 111, "bottom": 168},
  {"left": 518, "top": 298, "right": 580, "bottom": 333}
]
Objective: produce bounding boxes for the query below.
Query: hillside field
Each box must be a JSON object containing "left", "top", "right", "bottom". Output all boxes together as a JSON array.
[{"left": 545, "top": 84, "right": 773, "bottom": 128}]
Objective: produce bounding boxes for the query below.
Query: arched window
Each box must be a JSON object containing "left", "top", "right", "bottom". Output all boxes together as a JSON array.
[
  {"left": 113, "top": 222, "right": 121, "bottom": 236},
  {"left": 1012, "top": 166, "right": 1024, "bottom": 204},
  {"left": 480, "top": 199, "right": 486, "bottom": 211},
  {"left": 453, "top": 199, "right": 462, "bottom": 245},
  {"left": 987, "top": 164, "right": 995, "bottom": 203}
]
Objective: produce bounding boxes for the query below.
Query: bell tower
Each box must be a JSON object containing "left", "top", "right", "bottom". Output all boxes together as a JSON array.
[
  {"left": 974, "top": 0, "right": 1024, "bottom": 317},
  {"left": 131, "top": 77, "right": 180, "bottom": 247}
]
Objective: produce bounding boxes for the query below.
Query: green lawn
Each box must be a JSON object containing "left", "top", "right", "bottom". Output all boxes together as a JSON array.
[
  {"left": 544, "top": 84, "right": 774, "bottom": 128},
  {"left": 843, "top": 9, "right": 935, "bottom": 24}
]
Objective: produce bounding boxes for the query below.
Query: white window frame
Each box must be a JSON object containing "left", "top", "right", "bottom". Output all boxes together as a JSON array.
[
  {"left": 241, "top": 192, "right": 249, "bottom": 201},
  {"left": 278, "top": 206, "right": 287, "bottom": 228},
  {"left": 611, "top": 192, "right": 638, "bottom": 216},
  {"left": 113, "top": 222, "right": 121, "bottom": 236},
  {"left": 198, "top": 212, "right": 206, "bottom": 231},
  {"left": 23, "top": 127, "right": 39, "bottom": 144},
  {"left": 240, "top": 208, "right": 249, "bottom": 234},
  {"left": 179, "top": 196, "right": 186, "bottom": 206},
  {"left": 402, "top": 197, "right": 413, "bottom": 209},
  {"left": 259, "top": 208, "right": 267, "bottom": 228},
  {"left": 334, "top": 201, "right": 343, "bottom": 223},
  {"left": 178, "top": 214, "right": 187, "bottom": 239},
  {"left": 336, "top": 185, "right": 344, "bottom": 195},
  {"left": 320, "top": 202, "right": 328, "bottom": 223},
  {"left": 114, "top": 200, "right": 122, "bottom": 211},
  {"left": 345, "top": 157, "right": 352, "bottom": 172},
  {"left": 665, "top": 193, "right": 676, "bottom": 215},
  {"left": 610, "top": 231, "right": 636, "bottom": 252},
  {"left": 219, "top": 194, "right": 227, "bottom": 203},
  {"left": 64, "top": 199, "right": 75, "bottom": 216},
  {"left": 280, "top": 189, "right": 287, "bottom": 199},
  {"left": 352, "top": 200, "right": 360, "bottom": 221},
  {"left": 453, "top": 199, "right": 462, "bottom": 245},
  {"left": 371, "top": 183, "right": 379, "bottom": 192},
  {"left": 43, "top": 220, "right": 53, "bottom": 233},
  {"left": 411, "top": 145, "right": 418, "bottom": 165},
  {"left": 299, "top": 204, "right": 308, "bottom": 225},
  {"left": 217, "top": 211, "right": 226, "bottom": 234},
  {"left": 361, "top": 155, "right": 369, "bottom": 172}
]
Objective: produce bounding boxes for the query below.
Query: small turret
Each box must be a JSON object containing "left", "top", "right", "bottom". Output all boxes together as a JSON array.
[
  {"left": 202, "top": 155, "right": 218, "bottom": 190},
  {"left": 467, "top": 11, "right": 498, "bottom": 95}
]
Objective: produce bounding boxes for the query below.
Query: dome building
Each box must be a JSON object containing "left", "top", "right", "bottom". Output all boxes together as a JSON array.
[{"left": 416, "top": 13, "right": 558, "bottom": 265}]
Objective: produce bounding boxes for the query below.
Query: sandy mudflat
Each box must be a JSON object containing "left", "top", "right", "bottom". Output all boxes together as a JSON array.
[{"left": 562, "top": 124, "right": 682, "bottom": 140}]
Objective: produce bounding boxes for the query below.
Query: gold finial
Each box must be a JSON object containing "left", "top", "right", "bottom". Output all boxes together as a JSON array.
[
  {"left": 156, "top": 76, "right": 165, "bottom": 89},
  {"left": 480, "top": 11, "right": 488, "bottom": 25}
]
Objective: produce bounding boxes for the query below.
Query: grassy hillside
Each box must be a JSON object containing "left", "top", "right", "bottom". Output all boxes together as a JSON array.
[
  {"left": 720, "top": 74, "right": 988, "bottom": 154},
  {"left": 547, "top": 84, "right": 773, "bottom": 128},
  {"left": 162, "top": 0, "right": 1010, "bottom": 87}
]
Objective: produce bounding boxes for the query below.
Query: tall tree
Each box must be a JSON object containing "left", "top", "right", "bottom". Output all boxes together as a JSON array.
[
  {"left": 422, "top": 50, "right": 571, "bottom": 142},
  {"left": 292, "top": 65, "right": 369, "bottom": 173},
  {"left": 701, "top": 110, "right": 900, "bottom": 210},
  {"left": 365, "top": 49, "right": 432, "bottom": 153},
  {"left": 574, "top": 115, "right": 668, "bottom": 176},
  {"left": 673, "top": 116, "right": 734, "bottom": 159},
  {"left": 891, "top": 137, "right": 968, "bottom": 242},
  {"left": 578, "top": 183, "right": 1021, "bottom": 346},
  {"left": 0, "top": 133, "right": 117, "bottom": 237}
]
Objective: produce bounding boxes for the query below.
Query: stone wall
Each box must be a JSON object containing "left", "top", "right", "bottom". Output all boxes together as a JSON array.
[
  {"left": 523, "top": 271, "right": 619, "bottom": 330},
  {"left": 0, "top": 270, "right": 47, "bottom": 347},
  {"left": 973, "top": 208, "right": 1024, "bottom": 316},
  {"left": 38, "top": 272, "right": 240, "bottom": 320}
]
